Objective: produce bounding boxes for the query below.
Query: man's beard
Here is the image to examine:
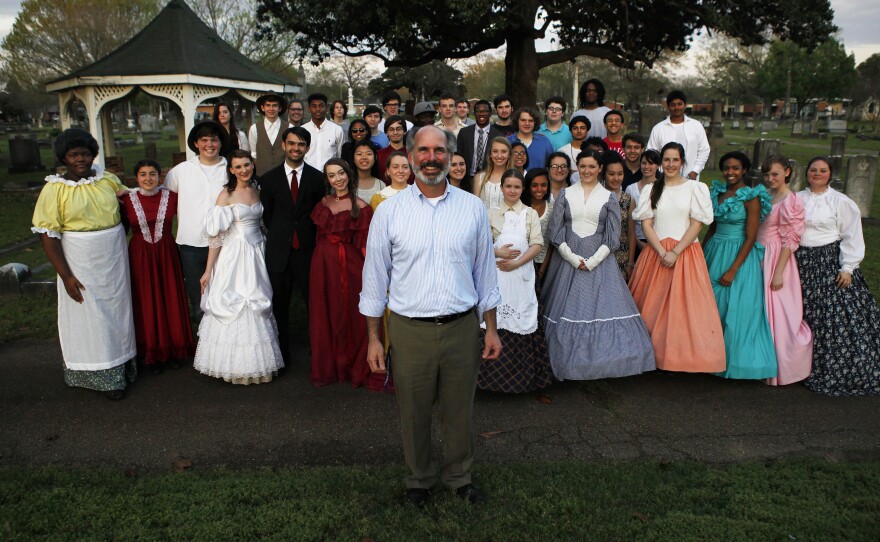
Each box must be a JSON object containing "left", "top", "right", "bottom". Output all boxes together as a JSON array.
[{"left": 412, "top": 160, "right": 450, "bottom": 185}]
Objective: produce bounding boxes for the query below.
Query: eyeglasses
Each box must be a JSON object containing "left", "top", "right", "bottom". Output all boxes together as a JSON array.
[
  {"left": 512, "top": 151, "right": 527, "bottom": 157},
  {"left": 549, "top": 164, "right": 569, "bottom": 170},
  {"left": 546, "top": 106, "right": 563, "bottom": 112},
  {"left": 385, "top": 102, "right": 400, "bottom": 108},
  {"left": 351, "top": 128, "right": 368, "bottom": 134},
  {"left": 387, "top": 126, "right": 404, "bottom": 133}
]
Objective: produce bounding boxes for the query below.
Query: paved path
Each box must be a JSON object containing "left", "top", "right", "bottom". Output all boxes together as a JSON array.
[{"left": 2, "top": 339, "right": 879, "bottom": 472}]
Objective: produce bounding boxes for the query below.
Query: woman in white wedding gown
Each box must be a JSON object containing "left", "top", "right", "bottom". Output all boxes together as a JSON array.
[{"left": 194, "top": 149, "right": 284, "bottom": 384}]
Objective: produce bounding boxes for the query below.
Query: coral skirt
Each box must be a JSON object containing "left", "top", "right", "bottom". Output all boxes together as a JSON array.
[{"left": 629, "top": 238, "right": 725, "bottom": 372}]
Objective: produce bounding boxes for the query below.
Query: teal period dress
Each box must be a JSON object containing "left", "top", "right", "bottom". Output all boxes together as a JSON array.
[{"left": 704, "top": 182, "right": 777, "bottom": 379}]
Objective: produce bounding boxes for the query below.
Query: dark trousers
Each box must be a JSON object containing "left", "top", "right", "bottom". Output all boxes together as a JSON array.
[
  {"left": 178, "top": 245, "right": 208, "bottom": 319},
  {"left": 388, "top": 310, "right": 481, "bottom": 490},
  {"left": 268, "top": 248, "right": 312, "bottom": 362}
]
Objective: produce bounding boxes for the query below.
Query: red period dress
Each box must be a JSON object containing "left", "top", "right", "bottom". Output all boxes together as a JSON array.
[
  {"left": 309, "top": 197, "right": 384, "bottom": 390},
  {"left": 123, "top": 189, "right": 195, "bottom": 364}
]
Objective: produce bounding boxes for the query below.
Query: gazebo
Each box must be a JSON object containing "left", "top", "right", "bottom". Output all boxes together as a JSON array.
[{"left": 45, "top": 0, "right": 299, "bottom": 167}]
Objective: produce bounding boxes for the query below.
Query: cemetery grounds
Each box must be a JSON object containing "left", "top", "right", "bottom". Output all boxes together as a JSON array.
[{"left": 0, "top": 125, "right": 879, "bottom": 540}]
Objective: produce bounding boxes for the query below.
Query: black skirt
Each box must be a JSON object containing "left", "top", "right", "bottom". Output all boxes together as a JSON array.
[{"left": 797, "top": 241, "right": 880, "bottom": 396}]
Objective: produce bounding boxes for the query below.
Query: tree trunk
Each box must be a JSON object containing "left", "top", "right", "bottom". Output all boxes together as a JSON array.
[{"left": 505, "top": 35, "right": 539, "bottom": 109}]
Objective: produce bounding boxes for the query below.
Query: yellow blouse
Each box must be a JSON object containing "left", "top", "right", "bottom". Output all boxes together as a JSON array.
[{"left": 31, "top": 171, "right": 125, "bottom": 238}]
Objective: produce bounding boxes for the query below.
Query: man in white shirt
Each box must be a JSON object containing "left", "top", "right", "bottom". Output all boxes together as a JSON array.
[
  {"left": 302, "top": 93, "right": 344, "bottom": 171},
  {"left": 164, "top": 120, "right": 229, "bottom": 317},
  {"left": 435, "top": 94, "right": 466, "bottom": 136},
  {"left": 570, "top": 79, "right": 611, "bottom": 138},
  {"left": 647, "top": 90, "right": 711, "bottom": 180},
  {"left": 247, "top": 92, "right": 286, "bottom": 176}
]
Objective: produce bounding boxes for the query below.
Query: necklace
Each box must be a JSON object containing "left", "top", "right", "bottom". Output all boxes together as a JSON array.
[{"left": 335, "top": 191, "right": 348, "bottom": 201}]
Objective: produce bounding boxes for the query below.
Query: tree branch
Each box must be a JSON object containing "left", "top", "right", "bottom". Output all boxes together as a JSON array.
[{"left": 537, "top": 45, "right": 650, "bottom": 70}]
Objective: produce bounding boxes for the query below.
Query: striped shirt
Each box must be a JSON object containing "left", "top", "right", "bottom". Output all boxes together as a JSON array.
[{"left": 359, "top": 183, "right": 501, "bottom": 319}]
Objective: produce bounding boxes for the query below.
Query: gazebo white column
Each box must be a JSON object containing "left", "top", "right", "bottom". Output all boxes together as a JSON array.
[
  {"left": 70, "top": 85, "right": 135, "bottom": 168},
  {"left": 142, "top": 83, "right": 229, "bottom": 159}
]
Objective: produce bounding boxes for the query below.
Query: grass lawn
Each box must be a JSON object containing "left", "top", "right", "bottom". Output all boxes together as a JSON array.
[{"left": 1, "top": 460, "right": 878, "bottom": 541}]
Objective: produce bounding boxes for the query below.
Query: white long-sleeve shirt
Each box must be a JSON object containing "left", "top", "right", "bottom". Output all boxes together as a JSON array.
[
  {"left": 647, "top": 115, "right": 711, "bottom": 177},
  {"left": 302, "top": 120, "right": 344, "bottom": 171},
  {"left": 798, "top": 188, "right": 865, "bottom": 274}
]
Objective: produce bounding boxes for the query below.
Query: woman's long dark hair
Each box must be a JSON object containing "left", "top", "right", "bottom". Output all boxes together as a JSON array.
[
  {"left": 323, "top": 158, "right": 361, "bottom": 220},
  {"left": 213, "top": 101, "right": 240, "bottom": 152},
  {"left": 351, "top": 139, "right": 380, "bottom": 178},
  {"left": 521, "top": 168, "right": 550, "bottom": 206},
  {"left": 650, "top": 142, "right": 685, "bottom": 209},
  {"left": 225, "top": 149, "right": 254, "bottom": 192}
]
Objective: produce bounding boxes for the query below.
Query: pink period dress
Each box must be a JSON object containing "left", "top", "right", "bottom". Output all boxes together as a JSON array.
[{"left": 757, "top": 192, "right": 813, "bottom": 385}]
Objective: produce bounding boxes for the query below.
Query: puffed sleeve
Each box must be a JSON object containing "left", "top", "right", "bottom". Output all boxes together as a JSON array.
[
  {"left": 205, "top": 205, "right": 234, "bottom": 247},
  {"left": 744, "top": 184, "right": 773, "bottom": 222},
  {"left": 836, "top": 195, "right": 865, "bottom": 274},
  {"left": 549, "top": 188, "right": 587, "bottom": 269},
  {"left": 31, "top": 183, "right": 64, "bottom": 238},
  {"left": 631, "top": 183, "right": 655, "bottom": 221},
  {"left": 103, "top": 172, "right": 125, "bottom": 191},
  {"left": 778, "top": 192, "right": 805, "bottom": 251},
  {"left": 689, "top": 181, "right": 714, "bottom": 225},
  {"left": 584, "top": 195, "right": 618, "bottom": 271}
]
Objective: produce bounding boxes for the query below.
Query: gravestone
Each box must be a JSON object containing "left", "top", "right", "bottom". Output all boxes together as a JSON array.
[
  {"left": 8, "top": 136, "right": 45, "bottom": 173},
  {"left": 745, "top": 120, "right": 755, "bottom": 131},
  {"left": 638, "top": 104, "right": 666, "bottom": 137},
  {"left": 144, "top": 142, "right": 158, "bottom": 161},
  {"left": 807, "top": 120, "right": 819, "bottom": 138},
  {"left": 830, "top": 135, "right": 846, "bottom": 157},
  {"left": 845, "top": 155, "right": 877, "bottom": 217},
  {"left": 0, "top": 263, "right": 30, "bottom": 296},
  {"left": 790, "top": 121, "right": 803, "bottom": 137},
  {"left": 746, "top": 139, "right": 781, "bottom": 187},
  {"left": 787, "top": 159, "right": 803, "bottom": 192},
  {"left": 760, "top": 120, "right": 778, "bottom": 132},
  {"left": 139, "top": 114, "right": 159, "bottom": 133},
  {"left": 829, "top": 156, "right": 844, "bottom": 191},
  {"left": 708, "top": 100, "right": 724, "bottom": 139},
  {"left": 828, "top": 119, "right": 847, "bottom": 135},
  {"left": 731, "top": 120, "right": 740, "bottom": 130}
]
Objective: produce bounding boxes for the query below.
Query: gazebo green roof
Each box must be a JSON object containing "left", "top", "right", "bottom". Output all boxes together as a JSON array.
[{"left": 47, "top": 0, "right": 290, "bottom": 87}]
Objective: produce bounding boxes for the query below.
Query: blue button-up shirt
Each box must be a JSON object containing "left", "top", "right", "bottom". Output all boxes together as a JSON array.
[{"left": 359, "top": 183, "right": 501, "bottom": 319}]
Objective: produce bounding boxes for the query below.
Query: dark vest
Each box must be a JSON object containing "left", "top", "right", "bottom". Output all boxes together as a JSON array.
[{"left": 254, "top": 121, "right": 284, "bottom": 176}]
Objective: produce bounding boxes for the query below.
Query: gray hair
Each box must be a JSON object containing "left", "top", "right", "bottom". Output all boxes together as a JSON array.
[{"left": 405, "top": 125, "right": 457, "bottom": 155}]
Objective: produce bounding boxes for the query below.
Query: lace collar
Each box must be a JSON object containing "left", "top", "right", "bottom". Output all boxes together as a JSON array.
[{"left": 44, "top": 173, "right": 101, "bottom": 186}]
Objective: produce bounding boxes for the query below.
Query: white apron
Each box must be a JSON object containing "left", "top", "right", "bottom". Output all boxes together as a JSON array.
[
  {"left": 494, "top": 208, "right": 538, "bottom": 334},
  {"left": 57, "top": 223, "right": 136, "bottom": 370}
]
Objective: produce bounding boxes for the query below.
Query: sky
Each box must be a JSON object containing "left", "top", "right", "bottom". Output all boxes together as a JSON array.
[{"left": 1, "top": 0, "right": 878, "bottom": 67}]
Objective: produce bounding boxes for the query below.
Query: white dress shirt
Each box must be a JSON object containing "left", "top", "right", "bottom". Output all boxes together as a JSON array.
[
  {"left": 283, "top": 161, "right": 304, "bottom": 190},
  {"left": 163, "top": 156, "right": 228, "bottom": 247},
  {"left": 798, "top": 188, "right": 865, "bottom": 273},
  {"left": 247, "top": 118, "right": 283, "bottom": 160},
  {"left": 302, "top": 120, "right": 344, "bottom": 171},
  {"left": 647, "top": 115, "right": 711, "bottom": 177}
]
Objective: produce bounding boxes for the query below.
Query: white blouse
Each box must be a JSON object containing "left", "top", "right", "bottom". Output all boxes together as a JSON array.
[
  {"left": 556, "top": 183, "right": 613, "bottom": 270},
  {"left": 478, "top": 175, "right": 503, "bottom": 211},
  {"left": 632, "top": 180, "right": 713, "bottom": 241},
  {"left": 798, "top": 187, "right": 864, "bottom": 273}
]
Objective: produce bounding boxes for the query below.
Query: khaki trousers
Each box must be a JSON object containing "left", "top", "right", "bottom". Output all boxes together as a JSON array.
[{"left": 388, "top": 310, "right": 481, "bottom": 490}]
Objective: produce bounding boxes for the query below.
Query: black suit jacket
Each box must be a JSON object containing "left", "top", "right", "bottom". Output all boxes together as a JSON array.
[
  {"left": 457, "top": 124, "right": 504, "bottom": 176},
  {"left": 260, "top": 161, "right": 326, "bottom": 274}
]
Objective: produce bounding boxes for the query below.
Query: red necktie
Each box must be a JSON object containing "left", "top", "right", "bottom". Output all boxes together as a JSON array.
[{"left": 290, "top": 169, "right": 300, "bottom": 249}]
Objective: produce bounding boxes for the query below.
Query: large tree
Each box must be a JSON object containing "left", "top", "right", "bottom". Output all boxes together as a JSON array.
[
  {"left": 755, "top": 37, "right": 856, "bottom": 117},
  {"left": 256, "top": 0, "right": 837, "bottom": 107},
  {"left": 0, "top": 0, "right": 160, "bottom": 92},
  {"left": 853, "top": 54, "right": 880, "bottom": 132}
]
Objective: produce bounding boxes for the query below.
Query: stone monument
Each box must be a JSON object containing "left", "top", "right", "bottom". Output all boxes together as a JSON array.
[{"left": 845, "top": 155, "right": 877, "bottom": 217}]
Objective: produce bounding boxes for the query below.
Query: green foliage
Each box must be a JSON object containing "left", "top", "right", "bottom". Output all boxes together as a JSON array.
[
  {"left": 367, "top": 61, "right": 464, "bottom": 102},
  {"left": 756, "top": 38, "right": 857, "bottom": 113},
  {"left": 257, "top": 0, "right": 837, "bottom": 107},
  {"left": 2, "top": 460, "right": 880, "bottom": 540},
  {"left": 462, "top": 54, "right": 506, "bottom": 102},
  {"left": 698, "top": 36, "right": 769, "bottom": 104},
  {"left": 0, "top": 0, "right": 162, "bottom": 92}
]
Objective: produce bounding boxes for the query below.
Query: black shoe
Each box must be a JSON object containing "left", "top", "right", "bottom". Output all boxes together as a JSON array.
[
  {"left": 405, "top": 488, "right": 430, "bottom": 508},
  {"left": 455, "top": 484, "right": 486, "bottom": 504},
  {"left": 103, "top": 389, "right": 126, "bottom": 401}
]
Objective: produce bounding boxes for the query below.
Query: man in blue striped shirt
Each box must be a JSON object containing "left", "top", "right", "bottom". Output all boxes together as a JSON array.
[{"left": 360, "top": 125, "right": 502, "bottom": 507}]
